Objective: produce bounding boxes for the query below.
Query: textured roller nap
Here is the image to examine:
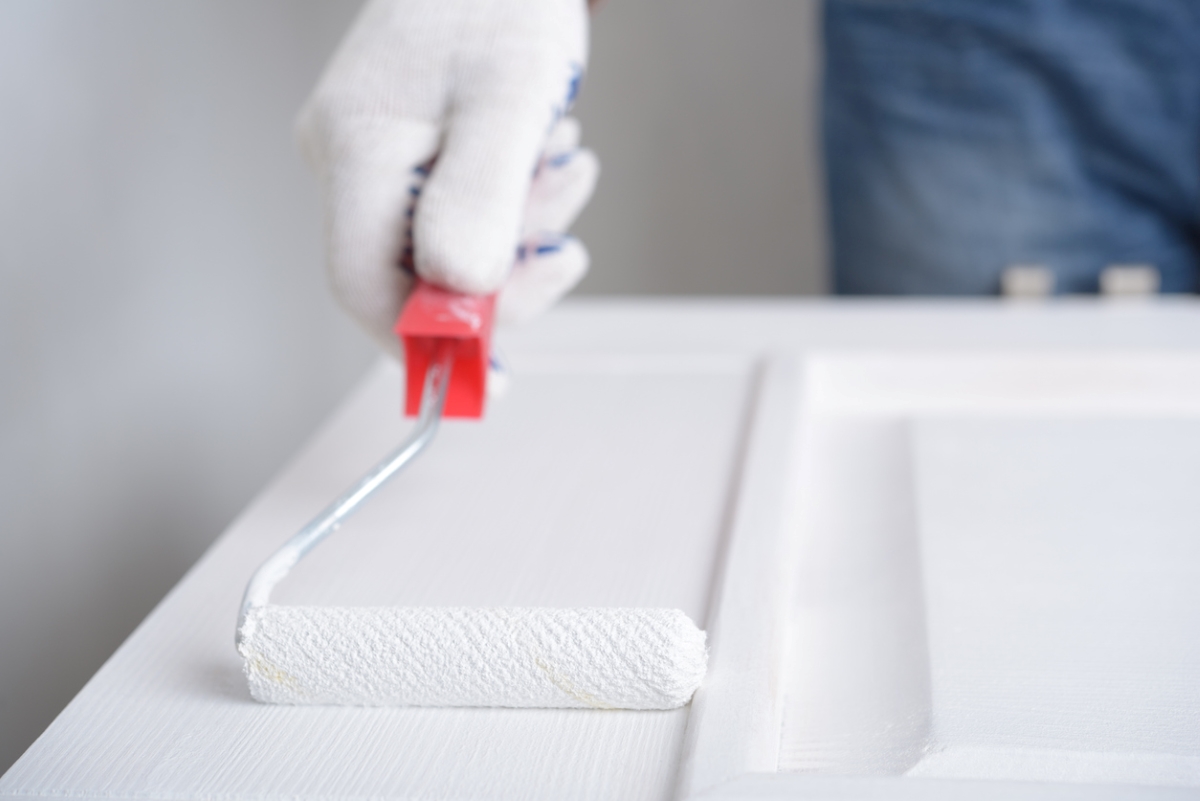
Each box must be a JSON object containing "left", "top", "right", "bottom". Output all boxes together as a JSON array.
[{"left": 238, "top": 606, "right": 708, "bottom": 709}]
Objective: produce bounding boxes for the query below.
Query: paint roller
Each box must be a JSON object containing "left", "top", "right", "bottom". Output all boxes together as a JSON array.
[{"left": 236, "top": 281, "right": 708, "bottom": 709}]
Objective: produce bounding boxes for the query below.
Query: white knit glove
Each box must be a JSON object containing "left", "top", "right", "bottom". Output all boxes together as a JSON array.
[{"left": 297, "top": 0, "right": 597, "bottom": 356}]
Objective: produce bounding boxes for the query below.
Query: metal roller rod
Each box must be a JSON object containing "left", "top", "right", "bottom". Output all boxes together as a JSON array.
[{"left": 236, "top": 344, "right": 455, "bottom": 647}]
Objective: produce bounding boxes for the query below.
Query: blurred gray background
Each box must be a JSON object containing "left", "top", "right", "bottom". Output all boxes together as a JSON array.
[{"left": 0, "top": 0, "right": 824, "bottom": 771}]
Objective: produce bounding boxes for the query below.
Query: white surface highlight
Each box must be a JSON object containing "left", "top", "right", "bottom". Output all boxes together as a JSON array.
[
  {"left": 240, "top": 606, "right": 707, "bottom": 709},
  {"left": 778, "top": 419, "right": 931, "bottom": 776}
]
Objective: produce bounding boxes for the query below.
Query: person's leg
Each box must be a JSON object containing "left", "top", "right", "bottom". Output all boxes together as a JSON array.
[{"left": 824, "top": 0, "right": 1200, "bottom": 295}]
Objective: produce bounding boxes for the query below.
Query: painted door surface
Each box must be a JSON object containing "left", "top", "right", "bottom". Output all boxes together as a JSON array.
[
  {"left": 5, "top": 302, "right": 1200, "bottom": 800},
  {"left": 0, "top": 353, "right": 760, "bottom": 801},
  {"left": 718, "top": 354, "right": 1200, "bottom": 799}
]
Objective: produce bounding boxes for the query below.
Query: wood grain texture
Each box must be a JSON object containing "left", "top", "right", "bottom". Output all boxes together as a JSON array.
[
  {"left": 677, "top": 357, "right": 803, "bottom": 796},
  {"left": 910, "top": 419, "right": 1200, "bottom": 786},
  {"left": 699, "top": 773, "right": 1198, "bottom": 800},
  {"left": 775, "top": 355, "right": 1200, "bottom": 795},
  {"left": 1, "top": 354, "right": 756, "bottom": 800},
  {"left": 778, "top": 419, "right": 931, "bottom": 776}
]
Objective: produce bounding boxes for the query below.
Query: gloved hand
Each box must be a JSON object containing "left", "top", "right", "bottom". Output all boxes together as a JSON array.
[{"left": 297, "top": 0, "right": 598, "bottom": 356}]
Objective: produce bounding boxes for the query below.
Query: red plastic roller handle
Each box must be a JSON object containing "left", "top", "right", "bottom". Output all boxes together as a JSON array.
[{"left": 395, "top": 280, "right": 496, "bottom": 419}]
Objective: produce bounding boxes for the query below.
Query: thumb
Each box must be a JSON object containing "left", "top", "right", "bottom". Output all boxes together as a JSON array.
[{"left": 497, "top": 234, "right": 590, "bottom": 326}]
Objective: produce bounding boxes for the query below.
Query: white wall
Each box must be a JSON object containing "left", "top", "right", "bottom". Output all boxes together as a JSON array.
[
  {"left": 0, "top": 0, "right": 369, "bottom": 770},
  {"left": 0, "top": 0, "right": 825, "bottom": 772}
]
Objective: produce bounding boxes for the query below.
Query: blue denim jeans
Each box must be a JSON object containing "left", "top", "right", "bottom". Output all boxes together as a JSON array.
[{"left": 824, "top": 0, "right": 1200, "bottom": 294}]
